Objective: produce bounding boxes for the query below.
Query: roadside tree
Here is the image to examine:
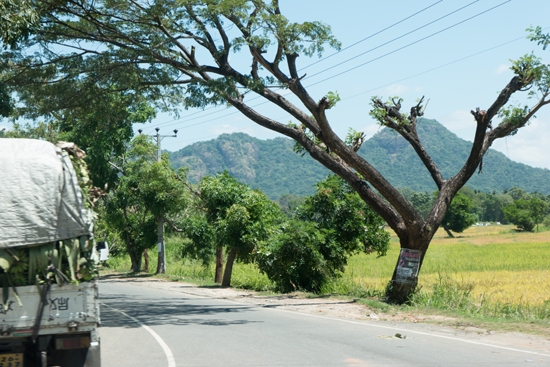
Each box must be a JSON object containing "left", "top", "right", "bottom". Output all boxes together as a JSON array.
[
  {"left": 186, "top": 171, "right": 282, "bottom": 287},
  {"left": 257, "top": 175, "right": 389, "bottom": 292},
  {"left": 3, "top": 1, "right": 550, "bottom": 302},
  {"left": 103, "top": 135, "right": 188, "bottom": 272}
]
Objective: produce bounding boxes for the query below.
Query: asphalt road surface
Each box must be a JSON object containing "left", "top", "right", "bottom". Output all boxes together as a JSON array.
[{"left": 98, "top": 280, "right": 549, "bottom": 367}]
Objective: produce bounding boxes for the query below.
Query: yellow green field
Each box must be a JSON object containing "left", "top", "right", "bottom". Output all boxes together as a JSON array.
[{"left": 335, "top": 225, "right": 550, "bottom": 308}]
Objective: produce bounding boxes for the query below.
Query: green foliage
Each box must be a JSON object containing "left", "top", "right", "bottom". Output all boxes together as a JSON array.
[
  {"left": 369, "top": 96, "right": 408, "bottom": 125},
  {"left": 256, "top": 175, "right": 389, "bottom": 293},
  {"left": 324, "top": 91, "right": 341, "bottom": 108},
  {"left": 297, "top": 175, "right": 390, "bottom": 263},
  {"left": 275, "top": 194, "right": 306, "bottom": 217},
  {"left": 101, "top": 135, "right": 188, "bottom": 271},
  {"left": 504, "top": 198, "right": 550, "bottom": 231},
  {"left": 180, "top": 215, "right": 216, "bottom": 266},
  {"left": 201, "top": 171, "right": 282, "bottom": 258},
  {"left": 255, "top": 220, "right": 329, "bottom": 293},
  {"left": 441, "top": 193, "right": 477, "bottom": 235},
  {"left": 0, "top": 0, "right": 39, "bottom": 49},
  {"left": 1, "top": 0, "right": 340, "bottom": 123},
  {"left": 183, "top": 171, "right": 282, "bottom": 284},
  {"left": 527, "top": 25, "right": 550, "bottom": 51}
]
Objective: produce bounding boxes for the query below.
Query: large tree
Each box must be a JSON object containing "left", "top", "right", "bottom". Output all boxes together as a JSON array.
[{"left": 2, "top": 1, "right": 550, "bottom": 302}]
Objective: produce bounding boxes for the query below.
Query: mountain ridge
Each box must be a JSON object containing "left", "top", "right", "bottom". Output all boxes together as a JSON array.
[{"left": 169, "top": 118, "right": 550, "bottom": 198}]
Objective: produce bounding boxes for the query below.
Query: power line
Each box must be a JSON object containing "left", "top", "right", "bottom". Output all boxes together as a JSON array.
[
  {"left": 301, "top": 0, "right": 444, "bottom": 71},
  {"left": 167, "top": 25, "right": 539, "bottom": 137},
  {"left": 304, "top": 0, "right": 480, "bottom": 81},
  {"left": 305, "top": 0, "right": 512, "bottom": 88},
  {"left": 149, "top": 1, "right": 507, "bottom": 133},
  {"left": 149, "top": 1, "right": 512, "bottom": 134},
  {"left": 147, "top": 1, "right": 446, "bottom": 132},
  {"left": 341, "top": 33, "right": 536, "bottom": 102}
]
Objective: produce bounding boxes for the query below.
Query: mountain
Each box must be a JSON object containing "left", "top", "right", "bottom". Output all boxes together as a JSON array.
[
  {"left": 169, "top": 133, "right": 330, "bottom": 199},
  {"left": 169, "top": 119, "right": 550, "bottom": 198}
]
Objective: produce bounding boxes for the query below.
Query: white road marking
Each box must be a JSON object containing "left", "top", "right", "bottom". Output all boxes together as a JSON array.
[
  {"left": 124, "top": 281, "right": 550, "bottom": 359},
  {"left": 101, "top": 303, "right": 176, "bottom": 367}
]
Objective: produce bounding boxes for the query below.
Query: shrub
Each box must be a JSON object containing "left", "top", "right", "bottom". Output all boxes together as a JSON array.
[{"left": 255, "top": 221, "right": 330, "bottom": 293}]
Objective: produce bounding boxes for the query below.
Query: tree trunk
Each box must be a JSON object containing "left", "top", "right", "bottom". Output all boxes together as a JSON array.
[
  {"left": 143, "top": 249, "right": 149, "bottom": 272},
  {"left": 129, "top": 251, "right": 142, "bottom": 273},
  {"left": 215, "top": 246, "right": 224, "bottom": 284},
  {"left": 386, "top": 238, "right": 429, "bottom": 304},
  {"left": 221, "top": 248, "right": 237, "bottom": 288},
  {"left": 125, "top": 231, "right": 142, "bottom": 273},
  {"left": 156, "top": 217, "right": 165, "bottom": 274},
  {"left": 443, "top": 226, "right": 454, "bottom": 238}
]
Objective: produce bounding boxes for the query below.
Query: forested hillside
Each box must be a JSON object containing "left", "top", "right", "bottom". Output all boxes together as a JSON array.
[
  {"left": 358, "top": 118, "right": 550, "bottom": 194},
  {"left": 169, "top": 119, "right": 550, "bottom": 198},
  {"left": 169, "top": 133, "right": 330, "bottom": 199}
]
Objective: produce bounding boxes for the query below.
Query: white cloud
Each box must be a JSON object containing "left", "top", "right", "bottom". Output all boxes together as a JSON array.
[
  {"left": 208, "top": 124, "right": 255, "bottom": 136},
  {"left": 491, "top": 117, "right": 550, "bottom": 170},
  {"left": 495, "top": 64, "right": 510, "bottom": 75},
  {"left": 437, "top": 110, "right": 476, "bottom": 140},
  {"left": 385, "top": 84, "right": 409, "bottom": 95},
  {"left": 362, "top": 122, "right": 383, "bottom": 140}
]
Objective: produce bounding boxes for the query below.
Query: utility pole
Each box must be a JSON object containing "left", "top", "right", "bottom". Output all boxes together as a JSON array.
[{"left": 138, "top": 127, "right": 178, "bottom": 274}]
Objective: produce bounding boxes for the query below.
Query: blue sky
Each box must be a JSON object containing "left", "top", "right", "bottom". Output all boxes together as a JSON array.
[
  {"left": 3, "top": 0, "right": 550, "bottom": 170},
  {"left": 141, "top": 0, "right": 550, "bottom": 171}
]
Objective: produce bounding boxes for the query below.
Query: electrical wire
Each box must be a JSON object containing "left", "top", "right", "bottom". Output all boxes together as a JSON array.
[
  {"left": 304, "top": 0, "right": 480, "bottom": 80},
  {"left": 305, "top": 0, "right": 512, "bottom": 88},
  {"left": 301, "top": 0, "right": 444, "bottom": 71},
  {"left": 149, "top": 0, "right": 512, "bottom": 135}
]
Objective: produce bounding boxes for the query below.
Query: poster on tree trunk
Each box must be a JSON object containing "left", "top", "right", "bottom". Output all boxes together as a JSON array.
[{"left": 396, "top": 248, "right": 421, "bottom": 284}]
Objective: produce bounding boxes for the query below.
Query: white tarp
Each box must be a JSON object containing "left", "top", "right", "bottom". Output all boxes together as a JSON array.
[{"left": 0, "top": 139, "right": 90, "bottom": 248}]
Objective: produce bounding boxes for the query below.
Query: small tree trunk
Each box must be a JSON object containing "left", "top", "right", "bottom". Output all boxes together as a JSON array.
[
  {"left": 143, "top": 249, "right": 149, "bottom": 272},
  {"left": 125, "top": 232, "right": 142, "bottom": 273},
  {"left": 221, "top": 248, "right": 237, "bottom": 288},
  {"left": 443, "top": 226, "right": 454, "bottom": 238},
  {"left": 129, "top": 251, "right": 142, "bottom": 273},
  {"left": 215, "top": 247, "right": 224, "bottom": 284},
  {"left": 156, "top": 217, "right": 165, "bottom": 274}
]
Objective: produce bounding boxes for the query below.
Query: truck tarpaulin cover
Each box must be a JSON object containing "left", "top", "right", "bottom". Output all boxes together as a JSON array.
[{"left": 0, "top": 139, "right": 90, "bottom": 248}]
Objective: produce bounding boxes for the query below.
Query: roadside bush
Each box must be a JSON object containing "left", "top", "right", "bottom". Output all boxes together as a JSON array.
[{"left": 255, "top": 221, "right": 330, "bottom": 292}]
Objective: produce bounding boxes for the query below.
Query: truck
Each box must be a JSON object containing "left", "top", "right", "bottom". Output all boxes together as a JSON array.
[{"left": 0, "top": 139, "right": 101, "bottom": 367}]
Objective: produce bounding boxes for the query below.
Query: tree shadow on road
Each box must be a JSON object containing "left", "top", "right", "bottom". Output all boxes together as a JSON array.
[{"left": 99, "top": 293, "right": 261, "bottom": 329}]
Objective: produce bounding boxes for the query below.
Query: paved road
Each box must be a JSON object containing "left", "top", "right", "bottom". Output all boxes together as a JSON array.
[{"left": 98, "top": 281, "right": 549, "bottom": 367}]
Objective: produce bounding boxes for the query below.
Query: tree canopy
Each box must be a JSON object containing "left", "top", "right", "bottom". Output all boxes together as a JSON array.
[{"left": 101, "top": 135, "right": 188, "bottom": 272}]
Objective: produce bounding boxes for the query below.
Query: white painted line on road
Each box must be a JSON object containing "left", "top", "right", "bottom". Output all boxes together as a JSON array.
[
  {"left": 102, "top": 303, "right": 176, "bottom": 367},
  {"left": 181, "top": 292, "right": 550, "bottom": 359},
  {"left": 124, "top": 281, "right": 550, "bottom": 359},
  {"left": 273, "top": 309, "right": 550, "bottom": 358}
]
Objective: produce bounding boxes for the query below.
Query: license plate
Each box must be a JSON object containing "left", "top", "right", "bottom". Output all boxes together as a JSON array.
[{"left": 0, "top": 353, "right": 23, "bottom": 367}]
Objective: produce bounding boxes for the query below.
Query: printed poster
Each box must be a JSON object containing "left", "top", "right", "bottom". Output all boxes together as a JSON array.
[{"left": 396, "top": 248, "right": 422, "bottom": 284}]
